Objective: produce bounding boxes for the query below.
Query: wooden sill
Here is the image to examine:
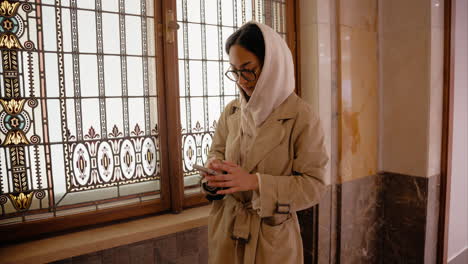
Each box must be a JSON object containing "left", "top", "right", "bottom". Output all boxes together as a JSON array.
[{"left": 0, "top": 205, "right": 211, "bottom": 264}]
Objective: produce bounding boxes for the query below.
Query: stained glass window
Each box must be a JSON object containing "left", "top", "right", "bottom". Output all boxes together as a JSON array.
[
  {"left": 176, "top": 0, "right": 288, "bottom": 194},
  {"left": 0, "top": 0, "right": 160, "bottom": 225}
]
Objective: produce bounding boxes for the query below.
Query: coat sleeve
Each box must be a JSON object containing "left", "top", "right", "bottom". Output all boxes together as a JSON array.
[
  {"left": 252, "top": 110, "right": 329, "bottom": 218},
  {"left": 207, "top": 103, "right": 231, "bottom": 162},
  {"left": 200, "top": 103, "right": 234, "bottom": 197}
]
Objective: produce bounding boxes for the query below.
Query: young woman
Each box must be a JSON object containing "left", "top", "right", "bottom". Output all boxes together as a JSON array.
[{"left": 201, "top": 21, "right": 329, "bottom": 264}]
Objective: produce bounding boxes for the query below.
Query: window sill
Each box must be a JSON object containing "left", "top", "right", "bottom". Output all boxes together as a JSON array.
[{"left": 0, "top": 205, "right": 211, "bottom": 264}]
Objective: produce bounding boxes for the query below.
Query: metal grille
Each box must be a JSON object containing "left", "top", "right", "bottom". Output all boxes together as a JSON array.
[{"left": 0, "top": 0, "right": 160, "bottom": 224}]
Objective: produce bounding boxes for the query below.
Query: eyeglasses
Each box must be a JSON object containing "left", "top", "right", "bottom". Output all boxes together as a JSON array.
[{"left": 224, "top": 68, "right": 258, "bottom": 83}]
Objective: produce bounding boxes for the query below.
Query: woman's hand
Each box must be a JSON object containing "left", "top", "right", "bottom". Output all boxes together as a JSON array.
[
  {"left": 205, "top": 160, "right": 259, "bottom": 194},
  {"left": 200, "top": 158, "right": 223, "bottom": 178}
]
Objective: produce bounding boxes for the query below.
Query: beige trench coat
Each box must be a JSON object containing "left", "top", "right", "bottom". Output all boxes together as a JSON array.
[{"left": 207, "top": 93, "right": 329, "bottom": 264}]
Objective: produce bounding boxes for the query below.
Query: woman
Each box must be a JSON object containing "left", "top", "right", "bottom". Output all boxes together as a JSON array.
[{"left": 201, "top": 21, "right": 329, "bottom": 264}]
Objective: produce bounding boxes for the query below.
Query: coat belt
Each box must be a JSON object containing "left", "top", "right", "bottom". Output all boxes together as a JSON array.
[
  {"left": 230, "top": 198, "right": 254, "bottom": 242},
  {"left": 226, "top": 195, "right": 260, "bottom": 264}
]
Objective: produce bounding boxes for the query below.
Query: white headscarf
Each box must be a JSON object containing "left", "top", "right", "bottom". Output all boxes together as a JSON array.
[{"left": 239, "top": 21, "right": 295, "bottom": 127}]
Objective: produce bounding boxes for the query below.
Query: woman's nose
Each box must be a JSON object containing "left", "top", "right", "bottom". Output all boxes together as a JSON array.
[{"left": 237, "top": 76, "right": 248, "bottom": 86}]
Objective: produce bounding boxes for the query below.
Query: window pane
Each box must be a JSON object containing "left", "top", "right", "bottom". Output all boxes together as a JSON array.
[
  {"left": 188, "top": 23, "right": 202, "bottom": 59},
  {"left": 102, "top": 0, "right": 119, "bottom": 13},
  {"left": 42, "top": 6, "right": 57, "bottom": 51},
  {"left": 205, "top": 0, "right": 218, "bottom": 25},
  {"left": 79, "top": 54, "right": 99, "bottom": 97},
  {"left": 221, "top": 0, "right": 234, "bottom": 26},
  {"left": 77, "top": 0, "right": 95, "bottom": 10},
  {"left": 102, "top": 13, "right": 120, "bottom": 54},
  {"left": 187, "top": 0, "right": 201, "bottom": 23},
  {"left": 206, "top": 25, "right": 219, "bottom": 60},
  {"left": 0, "top": 0, "right": 161, "bottom": 225},
  {"left": 125, "top": 15, "right": 142, "bottom": 56},
  {"left": 176, "top": 0, "right": 287, "bottom": 192},
  {"left": 125, "top": 0, "right": 141, "bottom": 15},
  {"left": 77, "top": 10, "right": 97, "bottom": 53}
]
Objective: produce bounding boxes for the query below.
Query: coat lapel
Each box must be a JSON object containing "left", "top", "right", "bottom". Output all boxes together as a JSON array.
[
  {"left": 244, "top": 119, "right": 286, "bottom": 173},
  {"left": 243, "top": 94, "right": 299, "bottom": 173}
]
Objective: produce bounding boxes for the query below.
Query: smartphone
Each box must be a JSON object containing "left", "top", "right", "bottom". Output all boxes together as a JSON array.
[{"left": 193, "top": 164, "right": 218, "bottom": 175}]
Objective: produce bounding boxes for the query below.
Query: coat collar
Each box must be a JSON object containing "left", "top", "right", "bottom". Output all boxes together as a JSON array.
[
  {"left": 230, "top": 93, "right": 299, "bottom": 121},
  {"left": 228, "top": 93, "right": 300, "bottom": 173}
]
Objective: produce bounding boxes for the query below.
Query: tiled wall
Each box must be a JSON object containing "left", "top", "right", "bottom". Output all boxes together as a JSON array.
[
  {"left": 299, "top": 0, "right": 445, "bottom": 262},
  {"left": 339, "top": 174, "right": 383, "bottom": 263},
  {"left": 382, "top": 173, "right": 440, "bottom": 263},
  {"left": 319, "top": 172, "right": 440, "bottom": 263},
  {"left": 51, "top": 226, "right": 208, "bottom": 264},
  {"left": 302, "top": 0, "right": 444, "bottom": 262}
]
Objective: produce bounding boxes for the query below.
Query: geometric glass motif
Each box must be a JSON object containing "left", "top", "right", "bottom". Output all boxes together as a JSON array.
[
  {"left": 0, "top": 0, "right": 160, "bottom": 224},
  {"left": 176, "top": 0, "right": 288, "bottom": 192}
]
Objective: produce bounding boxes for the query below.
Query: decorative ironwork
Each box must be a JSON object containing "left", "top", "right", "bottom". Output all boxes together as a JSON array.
[
  {"left": 0, "top": 0, "right": 22, "bottom": 49},
  {"left": 0, "top": 0, "right": 160, "bottom": 224},
  {"left": 9, "top": 191, "right": 33, "bottom": 211},
  {"left": 67, "top": 124, "right": 159, "bottom": 192},
  {"left": 0, "top": 0, "right": 33, "bottom": 217},
  {"left": 0, "top": 1, "right": 20, "bottom": 17}
]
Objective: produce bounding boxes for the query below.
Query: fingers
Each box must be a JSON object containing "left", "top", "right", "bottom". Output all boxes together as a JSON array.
[
  {"left": 205, "top": 174, "right": 233, "bottom": 181},
  {"left": 207, "top": 180, "right": 235, "bottom": 188},
  {"left": 212, "top": 163, "right": 236, "bottom": 173},
  {"left": 203, "top": 160, "right": 246, "bottom": 195},
  {"left": 206, "top": 159, "right": 221, "bottom": 170}
]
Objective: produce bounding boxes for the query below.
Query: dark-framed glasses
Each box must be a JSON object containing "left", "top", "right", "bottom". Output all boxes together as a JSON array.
[{"left": 224, "top": 68, "right": 257, "bottom": 82}]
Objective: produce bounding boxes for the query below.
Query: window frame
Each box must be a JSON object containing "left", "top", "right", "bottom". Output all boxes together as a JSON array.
[{"left": 0, "top": 0, "right": 300, "bottom": 243}]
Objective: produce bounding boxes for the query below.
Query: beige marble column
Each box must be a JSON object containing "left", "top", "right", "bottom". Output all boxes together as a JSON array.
[{"left": 338, "top": 0, "right": 379, "bottom": 183}]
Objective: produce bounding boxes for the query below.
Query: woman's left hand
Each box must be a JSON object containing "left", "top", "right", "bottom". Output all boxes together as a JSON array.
[{"left": 205, "top": 160, "right": 259, "bottom": 195}]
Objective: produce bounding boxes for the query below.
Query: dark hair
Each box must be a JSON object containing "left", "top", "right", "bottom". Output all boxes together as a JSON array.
[{"left": 225, "top": 23, "right": 265, "bottom": 66}]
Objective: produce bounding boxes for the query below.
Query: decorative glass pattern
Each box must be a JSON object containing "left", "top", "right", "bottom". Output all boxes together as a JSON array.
[
  {"left": 0, "top": 0, "right": 160, "bottom": 225},
  {"left": 176, "top": 0, "right": 288, "bottom": 192}
]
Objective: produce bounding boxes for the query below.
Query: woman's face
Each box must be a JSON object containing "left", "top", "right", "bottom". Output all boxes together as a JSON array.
[{"left": 228, "top": 45, "right": 263, "bottom": 97}]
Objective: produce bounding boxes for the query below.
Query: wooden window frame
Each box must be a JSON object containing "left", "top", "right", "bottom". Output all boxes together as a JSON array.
[{"left": 0, "top": 0, "right": 300, "bottom": 244}]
